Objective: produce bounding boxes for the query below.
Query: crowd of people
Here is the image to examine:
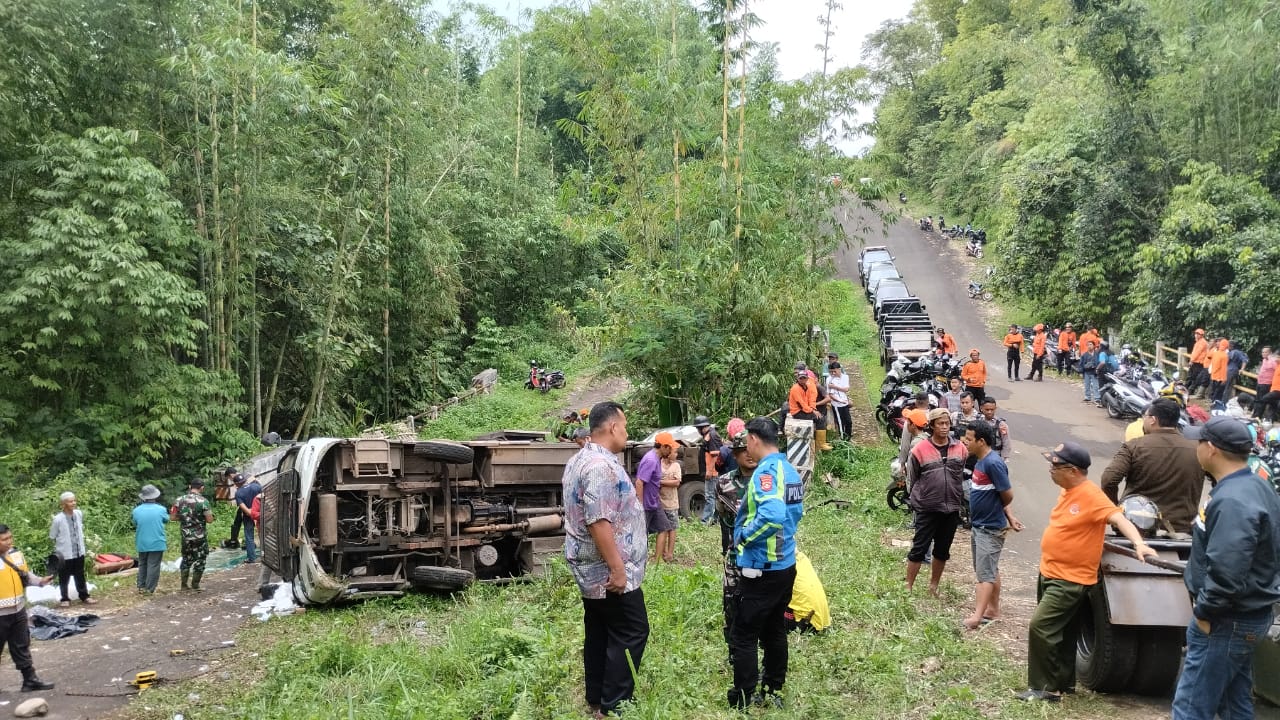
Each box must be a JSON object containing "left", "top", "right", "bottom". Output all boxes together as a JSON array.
[
  {"left": 561, "top": 402, "right": 810, "bottom": 715},
  {"left": 0, "top": 468, "right": 267, "bottom": 696}
]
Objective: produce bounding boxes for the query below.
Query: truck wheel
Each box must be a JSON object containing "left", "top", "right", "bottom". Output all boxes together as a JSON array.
[
  {"left": 412, "top": 440, "right": 475, "bottom": 465},
  {"left": 1076, "top": 585, "right": 1138, "bottom": 692},
  {"left": 678, "top": 481, "right": 706, "bottom": 520},
  {"left": 410, "top": 565, "right": 475, "bottom": 591},
  {"left": 1127, "top": 628, "right": 1184, "bottom": 696}
]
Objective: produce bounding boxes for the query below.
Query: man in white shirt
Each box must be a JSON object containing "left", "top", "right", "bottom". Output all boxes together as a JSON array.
[{"left": 826, "top": 362, "right": 851, "bottom": 442}]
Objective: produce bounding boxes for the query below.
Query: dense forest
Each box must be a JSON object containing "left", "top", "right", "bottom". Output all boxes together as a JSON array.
[
  {"left": 0, "top": 0, "right": 866, "bottom": 485},
  {"left": 863, "top": 0, "right": 1280, "bottom": 350}
]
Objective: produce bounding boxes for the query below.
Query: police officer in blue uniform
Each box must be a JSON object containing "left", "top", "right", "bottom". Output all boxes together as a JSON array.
[{"left": 727, "top": 417, "right": 805, "bottom": 709}]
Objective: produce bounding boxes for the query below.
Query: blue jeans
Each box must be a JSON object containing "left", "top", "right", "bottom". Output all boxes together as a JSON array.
[
  {"left": 1172, "top": 611, "right": 1274, "bottom": 720},
  {"left": 1083, "top": 373, "right": 1099, "bottom": 402},
  {"left": 244, "top": 520, "right": 257, "bottom": 562},
  {"left": 701, "top": 478, "right": 716, "bottom": 522}
]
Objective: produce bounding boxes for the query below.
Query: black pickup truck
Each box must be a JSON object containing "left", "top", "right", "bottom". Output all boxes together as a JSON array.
[{"left": 876, "top": 296, "right": 933, "bottom": 368}]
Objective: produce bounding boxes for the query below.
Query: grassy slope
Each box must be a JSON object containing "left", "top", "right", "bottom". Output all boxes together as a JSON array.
[{"left": 127, "top": 281, "right": 1108, "bottom": 719}]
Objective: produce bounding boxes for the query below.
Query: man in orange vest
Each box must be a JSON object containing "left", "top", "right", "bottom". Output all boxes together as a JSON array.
[
  {"left": 1187, "top": 329, "right": 1209, "bottom": 398},
  {"left": 1056, "top": 324, "right": 1077, "bottom": 376},
  {"left": 1207, "top": 338, "right": 1230, "bottom": 404},
  {"left": 1027, "top": 324, "right": 1048, "bottom": 381},
  {"left": 1077, "top": 327, "right": 1101, "bottom": 356},
  {"left": 1003, "top": 325, "right": 1026, "bottom": 382},
  {"left": 936, "top": 328, "right": 958, "bottom": 356},
  {"left": 961, "top": 349, "right": 988, "bottom": 404}
]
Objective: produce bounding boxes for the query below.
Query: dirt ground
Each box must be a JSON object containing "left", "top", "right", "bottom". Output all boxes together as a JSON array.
[
  {"left": 0, "top": 561, "right": 265, "bottom": 720},
  {"left": 561, "top": 373, "right": 633, "bottom": 419}
]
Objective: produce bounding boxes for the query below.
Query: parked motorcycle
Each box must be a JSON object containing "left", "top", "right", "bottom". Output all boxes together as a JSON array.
[
  {"left": 965, "top": 238, "right": 984, "bottom": 258},
  {"left": 1099, "top": 372, "right": 1153, "bottom": 419},
  {"left": 967, "top": 281, "right": 993, "bottom": 302},
  {"left": 919, "top": 217, "right": 933, "bottom": 232},
  {"left": 525, "top": 363, "right": 566, "bottom": 393}
]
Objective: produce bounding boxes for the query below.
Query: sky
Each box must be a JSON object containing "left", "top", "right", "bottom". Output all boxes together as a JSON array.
[{"left": 440, "top": 0, "right": 917, "bottom": 152}]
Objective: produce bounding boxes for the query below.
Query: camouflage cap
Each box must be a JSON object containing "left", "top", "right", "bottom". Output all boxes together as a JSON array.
[{"left": 730, "top": 429, "right": 750, "bottom": 451}]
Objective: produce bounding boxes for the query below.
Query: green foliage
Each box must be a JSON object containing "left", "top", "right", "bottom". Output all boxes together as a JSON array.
[
  {"left": 1125, "top": 161, "right": 1280, "bottom": 347},
  {"left": 864, "top": 0, "right": 1280, "bottom": 352}
]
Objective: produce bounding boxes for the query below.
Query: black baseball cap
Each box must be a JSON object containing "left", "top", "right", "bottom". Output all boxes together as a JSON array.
[
  {"left": 189, "top": 477, "right": 206, "bottom": 488},
  {"left": 1184, "top": 417, "right": 1254, "bottom": 455},
  {"left": 1042, "top": 441, "right": 1091, "bottom": 470}
]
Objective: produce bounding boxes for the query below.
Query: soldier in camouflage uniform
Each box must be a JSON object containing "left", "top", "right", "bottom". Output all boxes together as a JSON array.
[
  {"left": 715, "top": 430, "right": 759, "bottom": 646},
  {"left": 170, "top": 478, "right": 214, "bottom": 591}
]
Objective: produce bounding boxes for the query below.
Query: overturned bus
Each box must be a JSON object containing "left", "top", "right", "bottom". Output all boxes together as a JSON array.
[{"left": 251, "top": 435, "right": 573, "bottom": 605}]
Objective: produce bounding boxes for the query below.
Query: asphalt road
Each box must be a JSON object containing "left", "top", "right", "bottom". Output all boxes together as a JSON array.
[
  {"left": 834, "top": 204, "right": 1132, "bottom": 558},
  {"left": 833, "top": 204, "right": 1280, "bottom": 718}
]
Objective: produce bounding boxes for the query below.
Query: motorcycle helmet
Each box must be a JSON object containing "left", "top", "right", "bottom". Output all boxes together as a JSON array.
[
  {"left": 1266, "top": 426, "right": 1280, "bottom": 448},
  {"left": 1121, "top": 495, "right": 1161, "bottom": 537}
]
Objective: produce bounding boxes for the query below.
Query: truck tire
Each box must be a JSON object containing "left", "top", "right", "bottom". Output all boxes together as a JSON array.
[
  {"left": 410, "top": 565, "right": 475, "bottom": 591},
  {"left": 678, "top": 481, "right": 706, "bottom": 520},
  {"left": 1076, "top": 585, "right": 1138, "bottom": 692},
  {"left": 1127, "top": 627, "right": 1184, "bottom": 696},
  {"left": 412, "top": 440, "right": 475, "bottom": 465}
]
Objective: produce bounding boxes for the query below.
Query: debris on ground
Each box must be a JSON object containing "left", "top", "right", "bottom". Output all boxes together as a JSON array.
[{"left": 250, "top": 582, "right": 297, "bottom": 621}]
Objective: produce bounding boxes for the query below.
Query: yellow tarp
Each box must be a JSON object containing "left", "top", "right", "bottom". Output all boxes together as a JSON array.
[{"left": 789, "top": 550, "right": 830, "bottom": 632}]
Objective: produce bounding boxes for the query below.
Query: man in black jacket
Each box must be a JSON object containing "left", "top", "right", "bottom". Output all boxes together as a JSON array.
[{"left": 1172, "top": 417, "right": 1280, "bottom": 720}]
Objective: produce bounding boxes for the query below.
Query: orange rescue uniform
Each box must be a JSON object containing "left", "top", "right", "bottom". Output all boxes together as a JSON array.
[
  {"left": 1208, "top": 340, "right": 1229, "bottom": 382},
  {"left": 961, "top": 360, "right": 987, "bottom": 389},
  {"left": 938, "top": 333, "right": 957, "bottom": 355},
  {"left": 1039, "top": 481, "right": 1120, "bottom": 585},
  {"left": 1003, "top": 332, "right": 1025, "bottom": 353},
  {"left": 1058, "top": 330, "right": 1077, "bottom": 353},
  {"left": 788, "top": 382, "right": 817, "bottom": 415},
  {"left": 1033, "top": 331, "right": 1047, "bottom": 356},
  {"left": 1077, "top": 331, "right": 1100, "bottom": 353},
  {"left": 1189, "top": 337, "right": 1209, "bottom": 365}
]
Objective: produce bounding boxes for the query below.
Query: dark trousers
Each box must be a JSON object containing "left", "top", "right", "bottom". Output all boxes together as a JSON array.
[
  {"left": 1209, "top": 380, "right": 1227, "bottom": 404},
  {"left": 58, "top": 555, "right": 89, "bottom": 601},
  {"left": 1187, "top": 363, "right": 1207, "bottom": 394},
  {"left": 1257, "top": 389, "right": 1280, "bottom": 420},
  {"left": 136, "top": 551, "right": 163, "bottom": 592},
  {"left": 833, "top": 404, "right": 852, "bottom": 441},
  {"left": 729, "top": 566, "right": 797, "bottom": 703},
  {"left": 1028, "top": 575, "right": 1088, "bottom": 693},
  {"left": 968, "top": 385, "right": 986, "bottom": 404},
  {"left": 1056, "top": 351, "right": 1073, "bottom": 375},
  {"left": 1006, "top": 349, "right": 1021, "bottom": 379},
  {"left": 582, "top": 589, "right": 649, "bottom": 713},
  {"left": 1028, "top": 353, "right": 1045, "bottom": 380},
  {"left": 0, "top": 609, "right": 34, "bottom": 672},
  {"left": 229, "top": 510, "right": 244, "bottom": 544}
]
